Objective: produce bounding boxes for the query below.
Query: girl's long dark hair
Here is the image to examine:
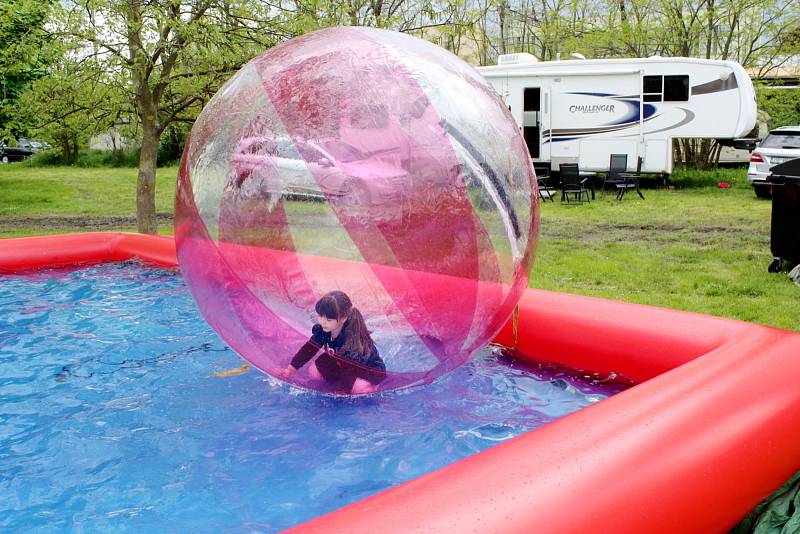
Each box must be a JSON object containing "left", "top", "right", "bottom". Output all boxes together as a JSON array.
[{"left": 315, "top": 291, "right": 375, "bottom": 358}]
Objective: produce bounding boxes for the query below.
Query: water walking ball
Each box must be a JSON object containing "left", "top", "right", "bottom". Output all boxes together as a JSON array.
[{"left": 174, "top": 27, "right": 539, "bottom": 394}]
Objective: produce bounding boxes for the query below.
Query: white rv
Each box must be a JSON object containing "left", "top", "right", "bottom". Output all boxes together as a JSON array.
[{"left": 477, "top": 54, "right": 757, "bottom": 174}]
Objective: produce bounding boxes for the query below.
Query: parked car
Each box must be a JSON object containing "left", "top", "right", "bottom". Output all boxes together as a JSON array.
[
  {"left": 0, "top": 144, "right": 35, "bottom": 164},
  {"left": 227, "top": 133, "right": 522, "bottom": 241},
  {"left": 747, "top": 126, "right": 800, "bottom": 199},
  {"left": 228, "top": 135, "right": 423, "bottom": 221},
  {"left": 17, "top": 138, "right": 51, "bottom": 153}
]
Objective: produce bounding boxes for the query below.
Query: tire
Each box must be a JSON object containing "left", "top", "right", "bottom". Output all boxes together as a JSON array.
[
  {"left": 1, "top": 155, "right": 9, "bottom": 164},
  {"left": 768, "top": 258, "right": 783, "bottom": 273},
  {"left": 753, "top": 183, "right": 772, "bottom": 200}
]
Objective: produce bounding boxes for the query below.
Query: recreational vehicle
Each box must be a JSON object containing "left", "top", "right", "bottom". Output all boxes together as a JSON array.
[{"left": 477, "top": 54, "right": 757, "bottom": 174}]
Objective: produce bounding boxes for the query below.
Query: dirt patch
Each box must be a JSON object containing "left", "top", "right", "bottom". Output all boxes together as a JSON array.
[
  {"left": 1, "top": 215, "right": 766, "bottom": 249},
  {"left": 0, "top": 213, "right": 173, "bottom": 232},
  {"left": 541, "top": 221, "right": 766, "bottom": 246},
  {"left": 604, "top": 223, "right": 741, "bottom": 234}
]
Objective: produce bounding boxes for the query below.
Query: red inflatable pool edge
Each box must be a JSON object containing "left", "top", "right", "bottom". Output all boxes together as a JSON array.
[
  {"left": 2, "top": 232, "right": 799, "bottom": 533},
  {"left": 0, "top": 232, "right": 178, "bottom": 272}
]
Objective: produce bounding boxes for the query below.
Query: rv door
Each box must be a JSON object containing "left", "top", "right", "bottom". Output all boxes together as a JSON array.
[{"left": 522, "top": 87, "right": 550, "bottom": 163}]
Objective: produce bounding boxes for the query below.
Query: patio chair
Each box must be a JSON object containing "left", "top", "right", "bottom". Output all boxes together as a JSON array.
[
  {"left": 534, "top": 163, "right": 555, "bottom": 202},
  {"left": 616, "top": 157, "right": 645, "bottom": 200},
  {"left": 559, "top": 163, "right": 589, "bottom": 203},
  {"left": 602, "top": 153, "right": 628, "bottom": 195}
]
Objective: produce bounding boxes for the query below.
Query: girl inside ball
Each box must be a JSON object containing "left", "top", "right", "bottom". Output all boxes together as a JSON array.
[{"left": 280, "top": 291, "right": 386, "bottom": 395}]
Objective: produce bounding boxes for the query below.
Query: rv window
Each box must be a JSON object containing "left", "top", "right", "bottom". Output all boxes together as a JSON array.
[
  {"left": 643, "top": 76, "right": 663, "bottom": 102},
  {"left": 642, "top": 75, "right": 689, "bottom": 102},
  {"left": 643, "top": 76, "right": 662, "bottom": 94},
  {"left": 663, "top": 75, "right": 689, "bottom": 101}
]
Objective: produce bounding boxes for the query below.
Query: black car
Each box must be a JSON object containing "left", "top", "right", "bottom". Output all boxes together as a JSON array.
[{"left": 0, "top": 144, "right": 35, "bottom": 163}]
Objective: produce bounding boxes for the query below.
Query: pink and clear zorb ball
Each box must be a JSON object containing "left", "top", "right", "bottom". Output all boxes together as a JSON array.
[{"left": 175, "top": 27, "right": 539, "bottom": 395}]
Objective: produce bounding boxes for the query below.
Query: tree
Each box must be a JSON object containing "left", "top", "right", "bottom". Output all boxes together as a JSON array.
[
  {"left": 285, "top": 0, "right": 435, "bottom": 34},
  {"left": 52, "top": 0, "right": 284, "bottom": 233},
  {"left": 0, "top": 0, "right": 54, "bottom": 139},
  {"left": 757, "top": 85, "right": 800, "bottom": 128},
  {"left": 18, "top": 55, "right": 120, "bottom": 162}
]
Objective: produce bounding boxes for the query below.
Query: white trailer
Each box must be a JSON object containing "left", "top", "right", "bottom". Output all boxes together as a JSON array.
[{"left": 477, "top": 54, "right": 757, "bottom": 174}]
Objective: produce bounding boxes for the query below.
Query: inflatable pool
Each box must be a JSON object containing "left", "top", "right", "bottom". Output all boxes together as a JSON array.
[{"left": 2, "top": 231, "right": 799, "bottom": 533}]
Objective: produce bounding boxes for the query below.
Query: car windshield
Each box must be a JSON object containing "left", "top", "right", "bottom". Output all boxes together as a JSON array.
[{"left": 760, "top": 132, "right": 800, "bottom": 149}]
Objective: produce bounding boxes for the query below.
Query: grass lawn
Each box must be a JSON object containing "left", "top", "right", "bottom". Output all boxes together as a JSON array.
[
  {"left": 0, "top": 165, "right": 178, "bottom": 236},
  {"left": 534, "top": 184, "right": 799, "bottom": 330},
  {"left": 1, "top": 163, "right": 798, "bottom": 332}
]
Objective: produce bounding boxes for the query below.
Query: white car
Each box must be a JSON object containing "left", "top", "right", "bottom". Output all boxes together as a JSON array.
[{"left": 747, "top": 126, "right": 800, "bottom": 198}]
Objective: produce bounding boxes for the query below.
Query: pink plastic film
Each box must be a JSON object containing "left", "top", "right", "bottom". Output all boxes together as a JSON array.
[{"left": 175, "top": 27, "right": 539, "bottom": 394}]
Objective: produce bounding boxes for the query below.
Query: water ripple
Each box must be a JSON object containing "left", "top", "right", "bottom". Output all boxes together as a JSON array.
[{"left": 1, "top": 262, "right": 627, "bottom": 532}]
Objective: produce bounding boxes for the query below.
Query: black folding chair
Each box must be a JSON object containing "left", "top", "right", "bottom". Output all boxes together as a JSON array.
[
  {"left": 559, "top": 163, "right": 589, "bottom": 203},
  {"left": 534, "top": 163, "right": 555, "bottom": 202},
  {"left": 616, "top": 157, "right": 645, "bottom": 200},
  {"left": 602, "top": 153, "right": 628, "bottom": 196}
]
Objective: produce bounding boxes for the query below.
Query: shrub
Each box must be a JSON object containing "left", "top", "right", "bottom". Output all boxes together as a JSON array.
[
  {"left": 756, "top": 86, "right": 800, "bottom": 128},
  {"left": 23, "top": 149, "right": 65, "bottom": 167},
  {"left": 668, "top": 166, "right": 748, "bottom": 189},
  {"left": 24, "top": 148, "right": 141, "bottom": 168},
  {"left": 669, "top": 167, "right": 748, "bottom": 193},
  {"left": 158, "top": 124, "right": 188, "bottom": 166},
  {"left": 77, "top": 148, "right": 141, "bottom": 167}
]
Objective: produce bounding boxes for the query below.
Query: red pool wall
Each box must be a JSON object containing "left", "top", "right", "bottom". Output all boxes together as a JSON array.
[
  {"left": 2, "top": 232, "right": 800, "bottom": 533},
  {"left": 0, "top": 232, "right": 176, "bottom": 272}
]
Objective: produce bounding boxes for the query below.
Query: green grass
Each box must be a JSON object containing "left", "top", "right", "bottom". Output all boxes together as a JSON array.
[
  {"left": 1, "top": 163, "right": 798, "bottom": 331},
  {"left": 532, "top": 172, "right": 800, "bottom": 331},
  {"left": 0, "top": 165, "right": 177, "bottom": 217},
  {"left": 669, "top": 165, "right": 745, "bottom": 188}
]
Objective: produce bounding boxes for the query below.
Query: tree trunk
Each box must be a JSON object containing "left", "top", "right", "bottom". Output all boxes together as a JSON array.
[
  {"left": 499, "top": 1, "right": 507, "bottom": 54},
  {"left": 681, "top": 139, "right": 694, "bottom": 166},
  {"left": 126, "top": 0, "right": 159, "bottom": 235},
  {"left": 61, "top": 135, "right": 78, "bottom": 164},
  {"left": 676, "top": 138, "right": 721, "bottom": 169},
  {"left": 705, "top": 0, "right": 714, "bottom": 59},
  {"left": 699, "top": 138, "right": 713, "bottom": 168},
  {"left": 711, "top": 140, "right": 722, "bottom": 165},
  {"left": 137, "top": 118, "right": 159, "bottom": 234}
]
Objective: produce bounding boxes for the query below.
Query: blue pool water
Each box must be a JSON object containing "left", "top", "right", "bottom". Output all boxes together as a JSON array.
[{"left": 1, "top": 263, "right": 627, "bottom": 532}]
